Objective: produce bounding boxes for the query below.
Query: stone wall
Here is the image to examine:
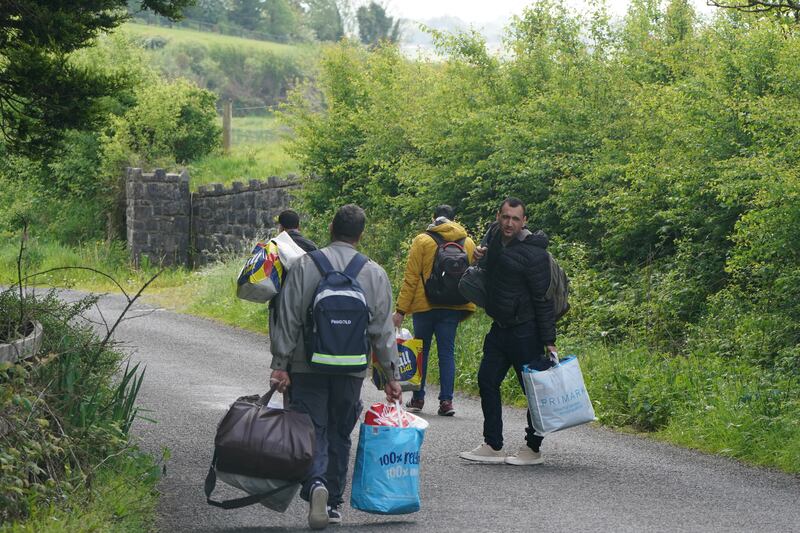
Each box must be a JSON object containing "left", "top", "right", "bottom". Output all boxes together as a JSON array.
[
  {"left": 125, "top": 168, "right": 298, "bottom": 268},
  {"left": 192, "top": 176, "right": 297, "bottom": 265}
]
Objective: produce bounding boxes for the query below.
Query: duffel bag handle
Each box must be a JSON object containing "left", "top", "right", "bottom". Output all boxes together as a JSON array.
[
  {"left": 257, "top": 383, "right": 277, "bottom": 407},
  {"left": 258, "top": 382, "right": 289, "bottom": 408}
]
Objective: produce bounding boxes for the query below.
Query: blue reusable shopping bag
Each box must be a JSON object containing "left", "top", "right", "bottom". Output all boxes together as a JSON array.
[
  {"left": 521, "top": 355, "right": 596, "bottom": 436},
  {"left": 350, "top": 423, "right": 425, "bottom": 515}
]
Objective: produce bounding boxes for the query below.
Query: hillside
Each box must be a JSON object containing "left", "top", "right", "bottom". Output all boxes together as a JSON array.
[
  {"left": 118, "top": 22, "right": 318, "bottom": 109},
  {"left": 121, "top": 22, "right": 305, "bottom": 56}
]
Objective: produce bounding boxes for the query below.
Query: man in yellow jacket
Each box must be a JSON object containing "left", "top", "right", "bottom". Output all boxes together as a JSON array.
[{"left": 392, "top": 205, "right": 477, "bottom": 416}]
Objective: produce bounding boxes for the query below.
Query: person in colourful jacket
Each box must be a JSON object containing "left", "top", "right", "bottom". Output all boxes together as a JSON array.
[{"left": 392, "top": 205, "right": 477, "bottom": 416}]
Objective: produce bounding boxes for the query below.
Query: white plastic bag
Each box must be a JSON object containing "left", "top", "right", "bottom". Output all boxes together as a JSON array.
[
  {"left": 271, "top": 230, "right": 306, "bottom": 269},
  {"left": 521, "top": 356, "right": 596, "bottom": 435},
  {"left": 396, "top": 327, "right": 413, "bottom": 342}
]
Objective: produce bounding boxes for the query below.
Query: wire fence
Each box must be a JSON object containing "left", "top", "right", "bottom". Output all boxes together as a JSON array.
[{"left": 217, "top": 105, "right": 290, "bottom": 147}]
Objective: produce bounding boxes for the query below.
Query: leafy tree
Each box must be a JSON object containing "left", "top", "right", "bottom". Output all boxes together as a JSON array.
[
  {"left": 302, "top": 0, "right": 345, "bottom": 41},
  {"left": 262, "top": 0, "right": 302, "bottom": 39},
  {"left": 229, "top": 0, "right": 264, "bottom": 30},
  {"left": 183, "top": 0, "right": 228, "bottom": 24},
  {"left": 707, "top": 0, "right": 800, "bottom": 21},
  {"left": 228, "top": 0, "right": 301, "bottom": 38},
  {"left": 356, "top": 1, "right": 400, "bottom": 46},
  {"left": 0, "top": 0, "right": 193, "bottom": 155}
]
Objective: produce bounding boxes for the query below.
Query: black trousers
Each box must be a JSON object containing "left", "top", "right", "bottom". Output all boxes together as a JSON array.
[
  {"left": 290, "top": 373, "right": 363, "bottom": 507},
  {"left": 478, "top": 321, "right": 552, "bottom": 452}
]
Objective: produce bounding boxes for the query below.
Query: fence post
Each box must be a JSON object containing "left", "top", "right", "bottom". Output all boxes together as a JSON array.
[{"left": 223, "top": 99, "right": 232, "bottom": 154}]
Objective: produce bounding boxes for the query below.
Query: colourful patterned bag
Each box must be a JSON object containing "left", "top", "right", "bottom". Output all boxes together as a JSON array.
[
  {"left": 371, "top": 328, "right": 424, "bottom": 392},
  {"left": 236, "top": 231, "right": 305, "bottom": 303}
]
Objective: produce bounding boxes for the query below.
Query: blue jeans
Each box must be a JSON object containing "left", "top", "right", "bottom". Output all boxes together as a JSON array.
[
  {"left": 411, "top": 309, "right": 467, "bottom": 402},
  {"left": 478, "top": 321, "right": 553, "bottom": 452},
  {"left": 289, "top": 373, "right": 363, "bottom": 507}
]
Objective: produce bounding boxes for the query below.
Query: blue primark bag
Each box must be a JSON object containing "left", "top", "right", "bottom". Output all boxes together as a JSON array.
[
  {"left": 521, "top": 355, "right": 596, "bottom": 436},
  {"left": 351, "top": 422, "right": 426, "bottom": 514}
]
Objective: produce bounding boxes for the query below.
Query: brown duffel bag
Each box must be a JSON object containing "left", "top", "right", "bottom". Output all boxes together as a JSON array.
[{"left": 205, "top": 386, "right": 315, "bottom": 509}]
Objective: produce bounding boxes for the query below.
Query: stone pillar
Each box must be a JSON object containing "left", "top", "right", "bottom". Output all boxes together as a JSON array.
[{"left": 126, "top": 168, "right": 191, "bottom": 267}]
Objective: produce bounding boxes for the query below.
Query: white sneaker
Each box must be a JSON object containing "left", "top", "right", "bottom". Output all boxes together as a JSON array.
[
  {"left": 504, "top": 446, "right": 544, "bottom": 465},
  {"left": 308, "top": 483, "right": 329, "bottom": 530},
  {"left": 459, "top": 443, "right": 507, "bottom": 463}
]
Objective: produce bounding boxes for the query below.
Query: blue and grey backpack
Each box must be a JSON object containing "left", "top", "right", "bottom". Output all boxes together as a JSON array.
[{"left": 305, "top": 250, "right": 371, "bottom": 373}]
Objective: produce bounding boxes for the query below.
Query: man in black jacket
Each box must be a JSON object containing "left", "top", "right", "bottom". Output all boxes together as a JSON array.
[
  {"left": 277, "top": 209, "right": 317, "bottom": 253},
  {"left": 268, "top": 209, "right": 318, "bottom": 402},
  {"left": 459, "top": 197, "right": 557, "bottom": 466}
]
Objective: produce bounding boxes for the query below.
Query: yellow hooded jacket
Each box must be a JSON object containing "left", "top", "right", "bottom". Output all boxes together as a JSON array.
[{"left": 396, "top": 219, "right": 477, "bottom": 317}]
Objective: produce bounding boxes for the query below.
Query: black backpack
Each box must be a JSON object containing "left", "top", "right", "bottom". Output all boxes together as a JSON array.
[
  {"left": 423, "top": 231, "right": 469, "bottom": 306},
  {"left": 545, "top": 252, "right": 570, "bottom": 321},
  {"left": 305, "top": 250, "right": 371, "bottom": 373}
]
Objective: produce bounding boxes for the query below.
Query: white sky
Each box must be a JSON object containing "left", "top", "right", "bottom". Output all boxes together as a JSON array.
[{"left": 382, "top": 0, "right": 715, "bottom": 24}]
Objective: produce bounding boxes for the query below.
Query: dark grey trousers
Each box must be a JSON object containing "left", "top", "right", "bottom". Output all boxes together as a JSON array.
[{"left": 289, "top": 373, "right": 363, "bottom": 507}]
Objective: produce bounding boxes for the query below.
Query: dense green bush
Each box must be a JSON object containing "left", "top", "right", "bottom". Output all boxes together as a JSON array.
[
  {"left": 103, "top": 78, "right": 220, "bottom": 170},
  {"left": 281, "top": 0, "right": 800, "bottom": 459},
  {"left": 0, "top": 33, "right": 222, "bottom": 244},
  {"left": 282, "top": 0, "right": 800, "bottom": 368},
  {"left": 0, "top": 290, "right": 148, "bottom": 522}
]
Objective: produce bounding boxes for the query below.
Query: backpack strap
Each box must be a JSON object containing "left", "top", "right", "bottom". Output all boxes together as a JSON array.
[
  {"left": 426, "top": 230, "right": 444, "bottom": 245},
  {"left": 308, "top": 249, "right": 334, "bottom": 276},
  {"left": 426, "top": 230, "right": 465, "bottom": 247},
  {"left": 308, "top": 250, "right": 368, "bottom": 280},
  {"left": 343, "top": 253, "right": 368, "bottom": 280}
]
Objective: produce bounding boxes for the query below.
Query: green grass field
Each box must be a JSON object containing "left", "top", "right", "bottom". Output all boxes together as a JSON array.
[
  {"left": 1, "top": 452, "right": 160, "bottom": 533},
  {"left": 120, "top": 22, "right": 305, "bottom": 56},
  {"left": 187, "top": 115, "right": 300, "bottom": 189}
]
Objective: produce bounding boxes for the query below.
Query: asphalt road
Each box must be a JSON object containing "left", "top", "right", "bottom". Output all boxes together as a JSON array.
[{"left": 74, "top": 291, "right": 799, "bottom": 533}]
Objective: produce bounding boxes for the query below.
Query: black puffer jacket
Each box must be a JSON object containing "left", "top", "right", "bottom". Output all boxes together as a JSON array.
[{"left": 482, "top": 224, "right": 556, "bottom": 344}]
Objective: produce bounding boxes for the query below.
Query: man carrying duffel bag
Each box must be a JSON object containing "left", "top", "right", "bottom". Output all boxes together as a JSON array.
[{"left": 270, "top": 205, "right": 403, "bottom": 530}]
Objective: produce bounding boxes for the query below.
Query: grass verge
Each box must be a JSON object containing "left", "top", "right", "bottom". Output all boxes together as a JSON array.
[
  {"left": 2, "top": 451, "right": 160, "bottom": 533},
  {"left": 0, "top": 238, "right": 190, "bottom": 294},
  {"left": 147, "top": 258, "right": 269, "bottom": 333}
]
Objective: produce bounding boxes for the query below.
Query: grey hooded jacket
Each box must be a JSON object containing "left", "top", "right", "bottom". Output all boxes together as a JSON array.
[{"left": 269, "top": 241, "right": 400, "bottom": 380}]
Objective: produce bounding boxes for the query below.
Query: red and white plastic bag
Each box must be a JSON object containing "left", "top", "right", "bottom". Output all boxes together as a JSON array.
[{"left": 364, "top": 401, "right": 429, "bottom": 430}]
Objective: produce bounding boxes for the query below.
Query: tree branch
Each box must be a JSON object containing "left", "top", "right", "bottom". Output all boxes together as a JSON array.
[{"left": 98, "top": 269, "right": 164, "bottom": 352}]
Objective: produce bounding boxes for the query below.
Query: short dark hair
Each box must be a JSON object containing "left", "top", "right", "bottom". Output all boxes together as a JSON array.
[
  {"left": 331, "top": 204, "right": 366, "bottom": 241},
  {"left": 278, "top": 209, "right": 300, "bottom": 229},
  {"left": 433, "top": 204, "right": 455, "bottom": 220},
  {"left": 500, "top": 197, "right": 526, "bottom": 216}
]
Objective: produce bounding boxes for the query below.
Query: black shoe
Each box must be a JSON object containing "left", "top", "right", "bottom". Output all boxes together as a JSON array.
[
  {"left": 406, "top": 398, "right": 424, "bottom": 412},
  {"left": 327, "top": 505, "right": 342, "bottom": 524},
  {"left": 308, "top": 482, "right": 329, "bottom": 530}
]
